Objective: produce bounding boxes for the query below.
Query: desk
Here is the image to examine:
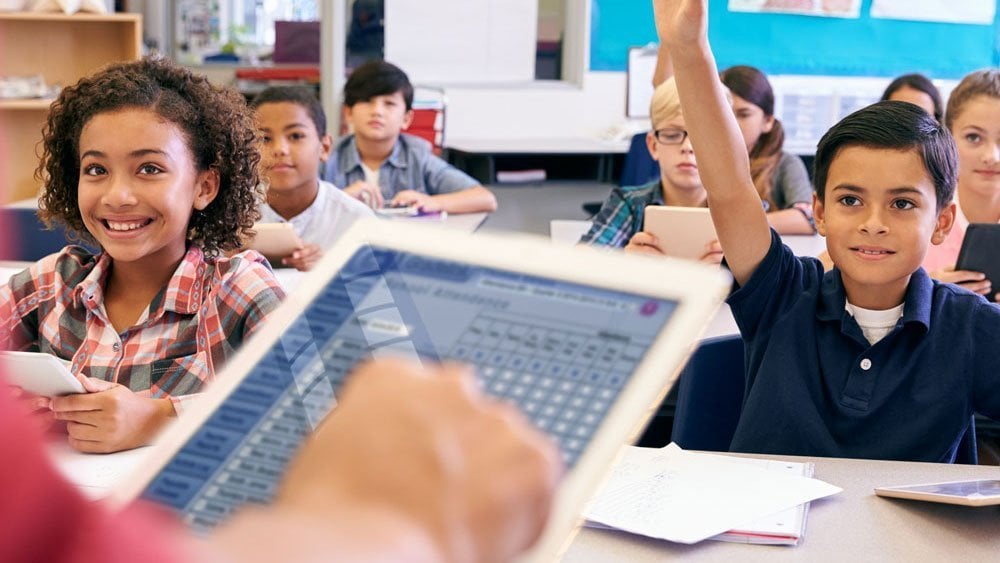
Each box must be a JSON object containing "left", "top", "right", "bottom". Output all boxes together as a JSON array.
[
  {"left": 447, "top": 137, "right": 630, "bottom": 184},
  {"left": 564, "top": 453, "right": 1000, "bottom": 562},
  {"left": 48, "top": 442, "right": 1000, "bottom": 561}
]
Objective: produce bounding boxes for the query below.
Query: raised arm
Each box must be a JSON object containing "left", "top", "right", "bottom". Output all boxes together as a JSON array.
[
  {"left": 652, "top": 44, "right": 674, "bottom": 87},
  {"left": 653, "top": 0, "right": 772, "bottom": 284}
]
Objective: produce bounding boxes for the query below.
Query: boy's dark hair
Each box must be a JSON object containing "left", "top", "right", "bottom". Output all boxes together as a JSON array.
[
  {"left": 813, "top": 101, "right": 957, "bottom": 210},
  {"left": 881, "top": 73, "right": 943, "bottom": 123},
  {"left": 343, "top": 60, "right": 413, "bottom": 110},
  {"left": 37, "top": 56, "right": 262, "bottom": 255},
  {"left": 250, "top": 85, "right": 327, "bottom": 137}
]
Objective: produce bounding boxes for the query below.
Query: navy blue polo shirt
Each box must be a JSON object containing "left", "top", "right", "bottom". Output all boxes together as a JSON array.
[{"left": 727, "top": 231, "right": 1000, "bottom": 462}]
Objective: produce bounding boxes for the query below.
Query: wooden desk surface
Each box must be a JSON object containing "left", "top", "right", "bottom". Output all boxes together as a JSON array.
[{"left": 563, "top": 454, "right": 1000, "bottom": 562}]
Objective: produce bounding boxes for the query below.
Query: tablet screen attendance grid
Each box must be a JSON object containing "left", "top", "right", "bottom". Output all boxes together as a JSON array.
[{"left": 141, "top": 245, "right": 678, "bottom": 532}]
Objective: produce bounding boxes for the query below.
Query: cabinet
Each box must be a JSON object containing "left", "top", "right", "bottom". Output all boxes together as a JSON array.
[{"left": 0, "top": 12, "right": 141, "bottom": 203}]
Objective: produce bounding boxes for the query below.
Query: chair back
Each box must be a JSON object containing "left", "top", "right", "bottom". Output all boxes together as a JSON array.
[
  {"left": 670, "top": 334, "right": 746, "bottom": 452},
  {"left": 619, "top": 132, "right": 659, "bottom": 187}
]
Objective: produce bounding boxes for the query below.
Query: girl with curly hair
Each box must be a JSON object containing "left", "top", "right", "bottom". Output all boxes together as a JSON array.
[{"left": 1, "top": 57, "right": 285, "bottom": 453}]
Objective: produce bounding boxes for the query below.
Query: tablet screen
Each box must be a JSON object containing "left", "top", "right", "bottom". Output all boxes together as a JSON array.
[{"left": 141, "top": 245, "right": 678, "bottom": 532}]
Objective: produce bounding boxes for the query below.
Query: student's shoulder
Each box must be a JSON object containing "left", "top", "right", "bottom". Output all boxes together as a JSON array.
[
  {"left": 612, "top": 179, "right": 662, "bottom": 205},
  {"left": 398, "top": 133, "right": 434, "bottom": 155},
  {"left": 932, "top": 280, "right": 1000, "bottom": 322},
  {"left": 206, "top": 250, "right": 284, "bottom": 295},
  {"left": 319, "top": 180, "right": 375, "bottom": 217}
]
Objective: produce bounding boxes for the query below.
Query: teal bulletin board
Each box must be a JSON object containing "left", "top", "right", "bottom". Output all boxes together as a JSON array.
[{"left": 590, "top": 0, "right": 1000, "bottom": 79}]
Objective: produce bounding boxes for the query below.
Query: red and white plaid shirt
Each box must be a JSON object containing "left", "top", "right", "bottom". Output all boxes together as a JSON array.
[{"left": 0, "top": 245, "right": 285, "bottom": 414}]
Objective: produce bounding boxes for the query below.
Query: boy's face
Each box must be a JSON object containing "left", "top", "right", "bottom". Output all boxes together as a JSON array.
[
  {"left": 77, "top": 108, "right": 218, "bottom": 268},
  {"left": 814, "top": 146, "right": 954, "bottom": 309},
  {"left": 256, "top": 102, "right": 332, "bottom": 195},
  {"left": 646, "top": 114, "right": 705, "bottom": 199},
  {"left": 345, "top": 92, "right": 413, "bottom": 144},
  {"left": 949, "top": 95, "right": 1000, "bottom": 201}
]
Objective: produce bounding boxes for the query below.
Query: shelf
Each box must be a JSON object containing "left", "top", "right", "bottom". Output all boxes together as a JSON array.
[
  {"left": 0, "top": 12, "right": 141, "bottom": 23},
  {"left": 0, "top": 11, "right": 141, "bottom": 203},
  {"left": 0, "top": 99, "right": 53, "bottom": 110}
]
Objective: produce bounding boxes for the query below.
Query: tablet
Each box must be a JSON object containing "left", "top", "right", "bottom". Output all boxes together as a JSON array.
[
  {"left": 642, "top": 206, "right": 717, "bottom": 260},
  {"left": 112, "top": 219, "right": 730, "bottom": 562},
  {"left": 0, "top": 351, "right": 86, "bottom": 397},
  {"left": 875, "top": 479, "right": 1000, "bottom": 507},
  {"left": 956, "top": 223, "right": 1000, "bottom": 291},
  {"left": 247, "top": 223, "right": 302, "bottom": 259}
]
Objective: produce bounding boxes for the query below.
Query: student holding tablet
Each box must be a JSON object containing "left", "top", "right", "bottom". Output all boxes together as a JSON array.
[
  {"left": 0, "top": 58, "right": 284, "bottom": 453},
  {"left": 581, "top": 77, "right": 723, "bottom": 263},
  {"left": 923, "top": 69, "right": 1000, "bottom": 303},
  {"left": 0, "top": 359, "right": 562, "bottom": 562},
  {"left": 251, "top": 86, "right": 374, "bottom": 272}
]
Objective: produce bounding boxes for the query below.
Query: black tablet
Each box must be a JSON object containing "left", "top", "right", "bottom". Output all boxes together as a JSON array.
[{"left": 955, "top": 224, "right": 1000, "bottom": 291}]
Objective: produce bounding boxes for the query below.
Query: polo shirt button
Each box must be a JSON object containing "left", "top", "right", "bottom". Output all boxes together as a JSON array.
[
  {"left": 113, "top": 342, "right": 121, "bottom": 352},
  {"left": 860, "top": 358, "right": 872, "bottom": 371}
]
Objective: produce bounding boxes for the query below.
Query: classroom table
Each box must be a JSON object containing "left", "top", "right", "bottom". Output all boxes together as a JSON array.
[
  {"left": 44, "top": 441, "right": 1000, "bottom": 562},
  {"left": 447, "top": 137, "right": 631, "bottom": 184},
  {"left": 563, "top": 453, "right": 1000, "bottom": 562}
]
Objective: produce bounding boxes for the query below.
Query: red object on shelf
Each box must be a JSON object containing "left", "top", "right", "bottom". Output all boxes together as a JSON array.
[{"left": 235, "top": 67, "right": 320, "bottom": 81}]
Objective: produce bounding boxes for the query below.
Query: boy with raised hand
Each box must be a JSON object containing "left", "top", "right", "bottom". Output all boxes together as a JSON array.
[
  {"left": 253, "top": 86, "right": 374, "bottom": 272},
  {"left": 330, "top": 61, "right": 498, "bottom": 214},
  {"left": 655, "top": 0, "right": 1000, "bottom": 462}
]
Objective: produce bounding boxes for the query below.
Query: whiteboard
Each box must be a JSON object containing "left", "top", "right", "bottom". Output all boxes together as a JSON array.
[
  {"left": 627, "top": 45, "right": 658, "bottom": 119},
  {"left": 384, "top": 0, "right": 537, "bottom": 84}
]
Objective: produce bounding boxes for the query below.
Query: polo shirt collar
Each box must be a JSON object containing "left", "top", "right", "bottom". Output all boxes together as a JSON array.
[{"left": 816, "top": 267, "right": 932, "bottom": 332}]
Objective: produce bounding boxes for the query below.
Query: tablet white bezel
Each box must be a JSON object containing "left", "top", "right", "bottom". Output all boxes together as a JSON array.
[
  {"left": 875, "top": 480, "right": 1000, "bottom": 507},
  {"left": 247, "top": 223, "right": 302, "bottom": 259},
  {"left": 113, "top": 218, "right": 730, "bottom": 562},
  {"left": 0, "top": 351, "right": 85, "bottom": 397},
  {"left": 642, "top": 205, "right": 718, "bottom": 261}
]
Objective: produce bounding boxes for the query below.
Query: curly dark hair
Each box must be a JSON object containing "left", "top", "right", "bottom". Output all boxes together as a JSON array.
[{"left": 36, "top": 56, "right": 263, "bottom": 255}]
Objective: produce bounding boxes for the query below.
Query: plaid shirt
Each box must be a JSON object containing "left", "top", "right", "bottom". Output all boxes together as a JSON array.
[
  {"left": 0, "top": 245, "right": 285, "bottom": 414},
  {"left": 580, "top": 180, "right": 665, "bottom": 247}
]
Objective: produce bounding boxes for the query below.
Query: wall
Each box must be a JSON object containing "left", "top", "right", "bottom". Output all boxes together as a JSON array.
[{"left": 445, "top": 0, "right": 1000, "bottom": 142}]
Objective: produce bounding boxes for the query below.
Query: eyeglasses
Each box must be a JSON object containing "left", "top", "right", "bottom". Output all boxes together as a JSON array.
[{"left": 653, "top": 128, "right": 689, "bottom": 145}]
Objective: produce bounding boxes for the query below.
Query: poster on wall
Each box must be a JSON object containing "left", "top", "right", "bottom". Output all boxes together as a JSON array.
[
  {"left": 728, "top": 0, "right": 861, "bottom": 19},
  {"left": 870, "top": 0, "right": 996, "bottom": 25}
]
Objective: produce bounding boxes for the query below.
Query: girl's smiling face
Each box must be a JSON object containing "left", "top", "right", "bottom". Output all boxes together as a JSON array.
[
  {"left": 950, "top": 95, "right": 1000, "bottom": 201},
  {"left": 77, "top": 108, "right": 218, "bottom": 269}
]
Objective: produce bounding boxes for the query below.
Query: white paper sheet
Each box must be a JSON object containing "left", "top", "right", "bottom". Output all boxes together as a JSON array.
[
  {"left": 47, "top": 440, "right": 153, "bottom": 500},
  {"left": 384, "top": 0, "right": 537, "bottom": 83},
  {"left": 870, "top": 0, "right": 995, "bottom": 25},
  {"left": 729, "top": 0, "right": 862, "bottom": 19},
  {"left": 585, "top": 444, "right": 842, "bottom": 544}
]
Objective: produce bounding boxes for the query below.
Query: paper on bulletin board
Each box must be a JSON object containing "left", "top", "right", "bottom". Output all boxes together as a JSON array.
[
  {"left": 384, "top": 0, "right": 537, "bottom": 84},
  {"left": 728, "top": 0, "right": 861, "bottom": 19},
  {"left": 870, "top": 0, "right": 995, "bottom": 25}
]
